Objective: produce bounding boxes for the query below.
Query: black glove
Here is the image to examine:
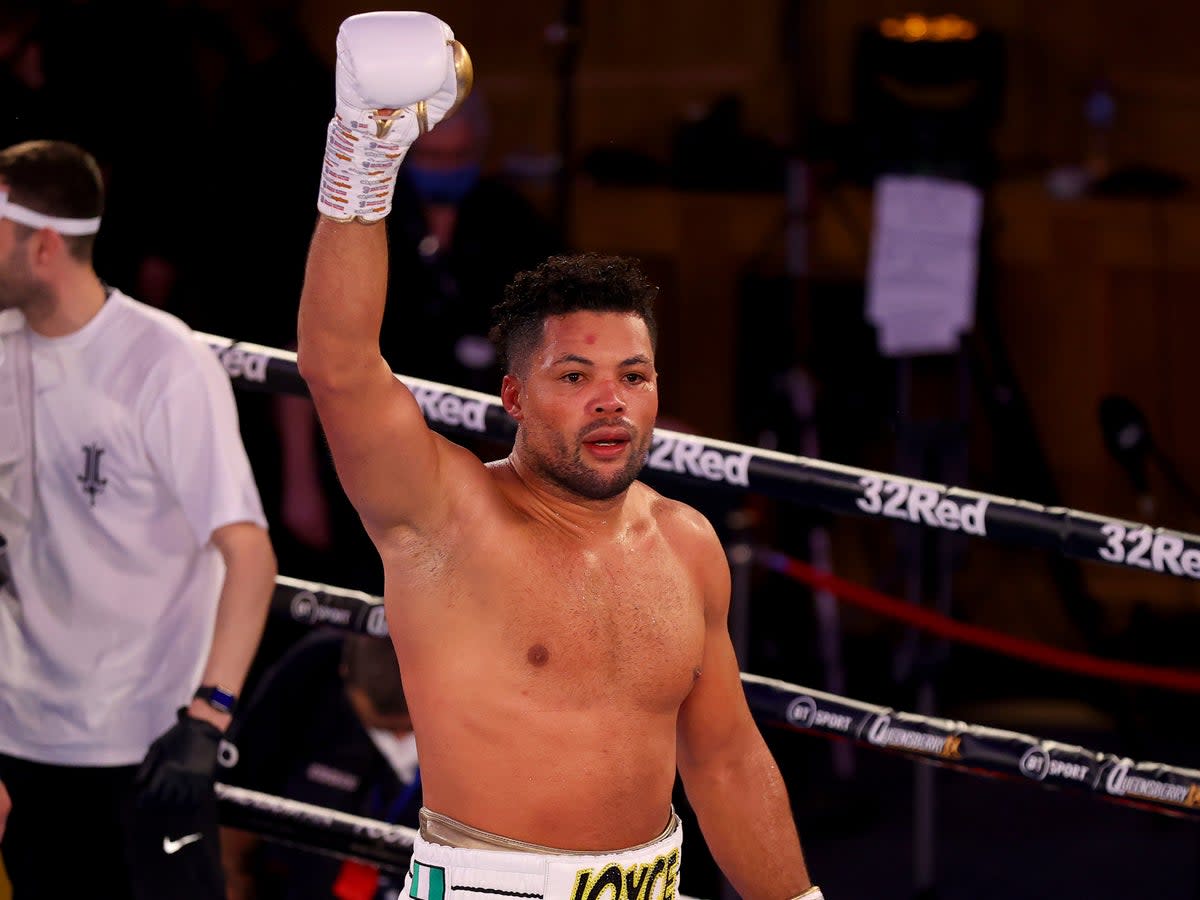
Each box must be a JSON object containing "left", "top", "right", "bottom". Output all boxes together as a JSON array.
[{"left": 135, "top": 708, "right": 222, "bottom": 809}]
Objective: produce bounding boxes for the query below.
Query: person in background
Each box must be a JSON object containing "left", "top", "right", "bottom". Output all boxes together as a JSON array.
[
  {"left": 221, "top": 629, "right": 420, "bottom": 900},
  {"left": 0, "top": 139, "right": 277, "bottom": 900}
]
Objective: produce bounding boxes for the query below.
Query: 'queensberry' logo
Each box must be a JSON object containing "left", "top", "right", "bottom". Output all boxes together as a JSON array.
[
  {"left": 862, "top": 714, "right": 962, "bottom": 760},
  {"left": 1103, "top": 762, "right": 1200, "bottom": 808},
  {"left": 646, "top": 435, "right": 750, "bottom": 487}
]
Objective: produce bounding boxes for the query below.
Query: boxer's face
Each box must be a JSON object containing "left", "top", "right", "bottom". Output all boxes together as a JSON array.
[{"left": 504, "top": 311, "right": 658, "bottom": 501}]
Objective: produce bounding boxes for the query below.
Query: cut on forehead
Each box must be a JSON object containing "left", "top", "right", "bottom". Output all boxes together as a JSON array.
[
  {"left": 489, "top": 252, "right": 660, "bottom": 376},
  {"left": 522, "top": 310, "right": 654, "bottom": 371}
]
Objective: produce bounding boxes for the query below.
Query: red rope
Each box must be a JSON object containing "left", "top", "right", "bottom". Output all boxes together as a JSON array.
[{"left": 759, "top": 549, "right": 1200, "bottom": 694}]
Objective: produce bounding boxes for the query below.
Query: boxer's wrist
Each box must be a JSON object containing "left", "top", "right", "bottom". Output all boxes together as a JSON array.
[
  {"left": 317, "top": 116, "right": 408, "bottom": 223},
  {"left": 186, "top": 697, "right": 232, "bottom": 732},
  {"left": 789, "top": 886, "right": 824, "bottom": 900}
]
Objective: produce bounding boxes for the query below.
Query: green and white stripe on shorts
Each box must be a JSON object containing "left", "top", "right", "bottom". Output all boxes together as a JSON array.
[{"left": 410, "top": 861, "right": 447, "bottom": 900}]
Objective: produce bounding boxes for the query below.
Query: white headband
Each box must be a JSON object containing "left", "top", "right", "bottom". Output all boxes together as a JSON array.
[{"left": 0, "top": 190, "right": 101, "bottom": 236}]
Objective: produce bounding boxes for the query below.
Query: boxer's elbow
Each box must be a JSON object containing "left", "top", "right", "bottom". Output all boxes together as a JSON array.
[{"left": 296, "top": 335, "right": 378, "bottom": 393}]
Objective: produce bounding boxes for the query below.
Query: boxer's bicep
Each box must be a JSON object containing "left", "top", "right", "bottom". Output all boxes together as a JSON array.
[{"left": 309, "top": 355, "right": 456, "bottom": 533}]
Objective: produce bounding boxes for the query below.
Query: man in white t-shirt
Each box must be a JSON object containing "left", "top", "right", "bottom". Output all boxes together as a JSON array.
[{"left": 0, "top": 139, "right": 277, "bottom": 899}]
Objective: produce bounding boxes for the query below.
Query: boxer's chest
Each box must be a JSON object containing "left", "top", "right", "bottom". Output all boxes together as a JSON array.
[{"left": 494, "top": 535, "right": 706, "bottom": 708}]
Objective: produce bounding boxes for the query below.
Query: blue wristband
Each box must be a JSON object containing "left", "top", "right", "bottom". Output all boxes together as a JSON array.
[{"left": 194, "top": 684, "right": 238, "bottom": 715}]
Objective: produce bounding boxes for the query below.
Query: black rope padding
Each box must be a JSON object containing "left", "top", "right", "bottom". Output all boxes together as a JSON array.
[
  {"left": 201, "top": 333, "right": 1200, "bottom": 583},
  {"left": 215, "top": 782, "right": 414, "bottom": 872},
  {"left": 272, "top": 574, "right": 391, "bottom": 637},
  {"left": 743, "top": 673, "right": 1200, "bottom": 821},
  {"left": 265, "top": 576, "right": 1200, "bottom": 821}
]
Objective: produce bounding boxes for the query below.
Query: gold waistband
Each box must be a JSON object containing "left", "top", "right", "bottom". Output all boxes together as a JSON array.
[{"left": 418, "top": 806, "right": 678, "bottom": 855}]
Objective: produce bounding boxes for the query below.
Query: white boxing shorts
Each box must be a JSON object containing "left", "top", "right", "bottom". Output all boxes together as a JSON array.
[{"left": 404, "top": 807, "right": 683, "bottom": 900}]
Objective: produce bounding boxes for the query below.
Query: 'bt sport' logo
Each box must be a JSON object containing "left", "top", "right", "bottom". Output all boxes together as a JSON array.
[
  {"left": 289, "top": 590, "right": 352, "bottom": 627},
  {"left": 1019, "top": 747, "right": 1092, "bottom": 784},
  {"left": 785, "top": 696, "right": 854, "bottom": 734},
  {"left": 363, "top": 603, "right": 389, "bottom": 638}
]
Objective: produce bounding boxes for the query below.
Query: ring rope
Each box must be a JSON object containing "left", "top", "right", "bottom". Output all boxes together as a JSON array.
[
  {"left": 215, "top": 782, "right": 414, "bottom": 871},
  {"left": 200, "top": 332, "right": 1200, "bottom": 585},
  {"left": 264, "top": 574, "right": 1200, "bottom": 821},
  {"left": 758, "top": 548, "right": 1200, "bottom": 693},
  {"left": 742, "top": 674, "right": 1200, "bottom": 821}
]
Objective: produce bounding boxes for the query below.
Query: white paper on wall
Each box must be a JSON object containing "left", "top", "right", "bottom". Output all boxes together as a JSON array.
[{"left": 866, "top": 175, "right": 983, "bottom": 357}]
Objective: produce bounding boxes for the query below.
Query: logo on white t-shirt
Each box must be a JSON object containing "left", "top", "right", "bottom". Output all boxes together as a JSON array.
[{"left": 76, "top": 442, "right": 107, "bottom": 506}]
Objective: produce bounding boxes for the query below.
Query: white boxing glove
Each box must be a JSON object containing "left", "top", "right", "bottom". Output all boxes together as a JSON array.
[{"left": 318, "top": 11, "right": 473, "bottom": 223}]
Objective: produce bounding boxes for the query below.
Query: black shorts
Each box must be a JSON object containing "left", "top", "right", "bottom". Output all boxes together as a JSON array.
[{"left": 0, "top": 752, "right": 225, "bottom": 900}]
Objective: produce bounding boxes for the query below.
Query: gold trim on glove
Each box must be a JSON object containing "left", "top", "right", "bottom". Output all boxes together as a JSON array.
[
  {"left": 371, "top": 109, "right": 406, "bottom": 139},
  {"left": 416, "top": 40, "right": 474, "bottom": 134},
  {"left": 447, "top": 40, "right": 474, "bottom": 119},
  {"left": 789, "top": 886, "right": 824, "bottom": 900}
]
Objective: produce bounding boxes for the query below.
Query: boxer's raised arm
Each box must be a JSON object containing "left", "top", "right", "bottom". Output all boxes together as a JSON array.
[{"left": 297, "top": 12, "right": 475, "bottom": 535}]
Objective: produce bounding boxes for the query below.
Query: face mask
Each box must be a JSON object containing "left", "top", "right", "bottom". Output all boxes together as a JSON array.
[{"left": 406, "top": 163, "right": 482, "bottom": 205}]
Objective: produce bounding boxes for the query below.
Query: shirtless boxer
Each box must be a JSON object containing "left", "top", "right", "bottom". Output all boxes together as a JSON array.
[{"left": 297, "top": 11, "right": 822, "bottom": 900}]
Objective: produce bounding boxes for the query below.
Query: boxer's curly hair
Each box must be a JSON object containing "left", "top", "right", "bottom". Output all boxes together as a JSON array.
[{"left": 489, "top": 252, "right": 659, "bottom": 376}]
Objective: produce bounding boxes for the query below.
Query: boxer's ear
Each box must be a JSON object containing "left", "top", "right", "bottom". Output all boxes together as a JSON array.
[{"left": 501, "top": 374, "right": 524, "bottom": 421}]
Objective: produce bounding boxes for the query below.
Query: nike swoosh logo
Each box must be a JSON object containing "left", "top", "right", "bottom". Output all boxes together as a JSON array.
[{"left": 162, "top": 832, "right": 203, "bottom": 855}]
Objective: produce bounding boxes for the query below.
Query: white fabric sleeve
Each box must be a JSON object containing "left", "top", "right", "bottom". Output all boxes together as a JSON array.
[{"left": 142, "top": 347, "right": 268, "bottom": 546}]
